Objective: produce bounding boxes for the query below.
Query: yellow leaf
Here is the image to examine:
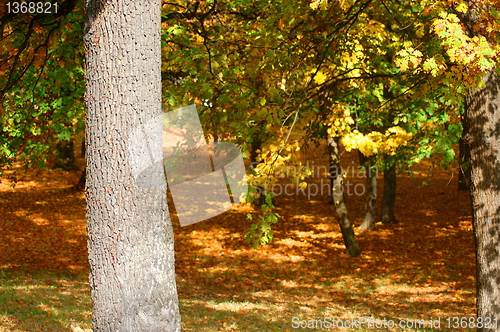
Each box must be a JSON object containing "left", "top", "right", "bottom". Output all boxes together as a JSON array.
[
  {"left": 455, "top": 2, "right": 468, "bottom": 14},
  {"left": 309, "top": 0, "right": 320, "bottom": 9},
  {"left": 313, "top": 70, "right": 327, "bottom": 85}
]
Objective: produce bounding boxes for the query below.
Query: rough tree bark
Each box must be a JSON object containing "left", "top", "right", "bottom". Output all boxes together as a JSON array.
[
  {"left": 466, "top": 68, "right": 500, "bottom": 331},
  {"left": 84, "top": 0, "right": 181, "bottom": 330},
  {"left": 460, "top": 2, "right": 500, "bottom": 327},
  {"left": 358, "top": 151, "right": 377, "bottom": 230},
  {"left": 381, "top": 156, "right": 397, "bottom": 224},
  {"left": 328, "top": 137, "right": 361, "bottom": 257}
]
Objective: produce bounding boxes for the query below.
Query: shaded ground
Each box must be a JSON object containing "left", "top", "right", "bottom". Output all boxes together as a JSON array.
[{"left": 0, "top": 143, "right": 475, "bottom": 331}]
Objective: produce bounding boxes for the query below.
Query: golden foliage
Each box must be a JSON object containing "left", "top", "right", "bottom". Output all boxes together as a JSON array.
[{"left": 341, "top": 126, "right": 413, "bottom": 157}]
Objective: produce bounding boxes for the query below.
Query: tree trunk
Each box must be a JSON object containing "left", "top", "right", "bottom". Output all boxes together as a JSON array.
[
  {"left": 328, "top": 137, "right": 361, "bottom": 257},
  {"left": 250, "top": 136, "right": 262, "bottom": 164},
  {"left": 466, "top": 68, "right": 500, "bottom": 329},
  {"left": 249, "top": 133, "right": 274, "bottom": 207},
  {"left": 249, "top": 136, "right": 265, "bottom": 206},
  {"left": 459, "top": 4, "right": 500, "bottom": 326},
  {"left": 458, "top": 115, "right": 471, "bottom": 190},
  {"left": 81, "top": 137, "right": 86, "bottom": 158},
  {"left": 72, "top": 166, "right": 86, "bottom": 191},
  {"left": 54, "top": 139, "right": 78, "bottom": 171},
  {"left": 84, "top": 0, "right": 181, "bottom": 330},
  {"left": 381, "top": 157, "right": 397, "bottom": 224},
  {"left": 358, "top": 151, "right": 377, "bottom": 230}
]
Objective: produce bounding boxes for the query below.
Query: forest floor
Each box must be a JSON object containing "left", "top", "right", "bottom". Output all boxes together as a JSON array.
[{"left": 0, "top": 142, "right": 475, "bottom": 331}]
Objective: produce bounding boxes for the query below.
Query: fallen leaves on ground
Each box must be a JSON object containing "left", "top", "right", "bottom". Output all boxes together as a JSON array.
[{"left": 0, "top": 143, "right": 475, "bottom": 331}]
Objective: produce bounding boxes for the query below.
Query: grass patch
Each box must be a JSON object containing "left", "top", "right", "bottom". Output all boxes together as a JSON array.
[{"left": 0, "top": 270, "right": 91, "bottom": 332}]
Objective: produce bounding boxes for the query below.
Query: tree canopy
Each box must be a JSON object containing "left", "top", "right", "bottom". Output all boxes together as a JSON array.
[
  {"left": 3, "top": 0, "right": 496, "bottom": 172},
  {"left": 1, "top": 0, "right": 84, "bottom": 170}
]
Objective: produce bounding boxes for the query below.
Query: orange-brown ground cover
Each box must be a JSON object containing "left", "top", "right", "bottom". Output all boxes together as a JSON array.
[{"left": 0, "top": 142, "right": 475, "bottom": 331}]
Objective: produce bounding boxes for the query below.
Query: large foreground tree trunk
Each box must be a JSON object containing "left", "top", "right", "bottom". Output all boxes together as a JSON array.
[
  {"left": 466, "top": 68, "right": 500, "bottom": 328},
  {"left": 460, "top": 3, "right": 500, "bottom": 327},
  {"left": 328, "top": 137, "right": 361, "bottom": 257},
  {"left": 85, "top": 0, "right": 181, "bottom": 330}
]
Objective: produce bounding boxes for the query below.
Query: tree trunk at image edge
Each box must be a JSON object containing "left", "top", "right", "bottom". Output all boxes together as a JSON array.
[
  {"left": 460, "top": 4, "right": 500, "bottom": 326},
  {"left": 465, "top": 69, "right": 500, "bottom": 329},
  {"left": 328, "top": 137, "right": 361, "bottom": 257},
  {"left": 84, "top": 1, "right": 181, "bottom": 330},
  {"left": 381, "top": 157, "right": 397, "bottom": 224},
  {"left": 358, "top": 151, "right": 377, "bottom": 231}
]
